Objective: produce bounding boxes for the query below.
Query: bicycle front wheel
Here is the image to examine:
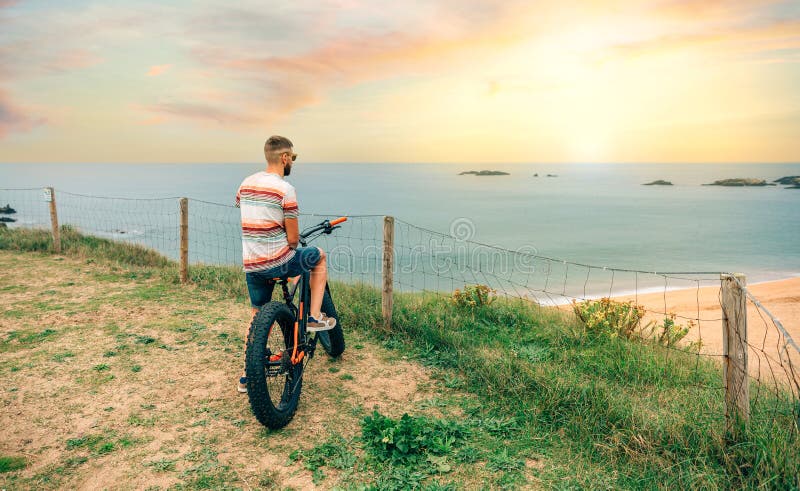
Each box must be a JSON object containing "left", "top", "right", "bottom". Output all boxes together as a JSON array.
[{"left": 245, "top": 301, "right": 302, "bottom": 429}]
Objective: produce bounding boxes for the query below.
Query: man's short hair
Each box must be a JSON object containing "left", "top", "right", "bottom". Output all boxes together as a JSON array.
[{"left": 264, "top": 135, "right": 293, "bottom": 163}]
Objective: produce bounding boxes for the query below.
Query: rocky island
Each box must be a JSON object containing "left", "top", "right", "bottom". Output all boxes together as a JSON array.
[
  {"left": 774, "top": 176, "right": 800, "bottom": 188},
  {"left": 1, "top": 204, "right": 17, "bottom": 227},
  {"left": 459, "top": 170, "right": 510, "bottom": 176},
  {"left": 702, "top": 178, "right": 774, "bottom": 187},
  {"left": 643, "top": 180, "right": 673, "bottom": 186}
]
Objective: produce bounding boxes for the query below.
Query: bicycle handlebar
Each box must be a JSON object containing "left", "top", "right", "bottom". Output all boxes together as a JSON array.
[{"left": 299, "top": 216, "right": 348, "bottom": 240}]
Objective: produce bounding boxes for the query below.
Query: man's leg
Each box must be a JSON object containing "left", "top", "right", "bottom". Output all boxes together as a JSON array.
[
  {"left": 309, "top": 248, "right": 327, "bottom": 318},
  {"left": 240, "top": 272, "right": 272, "bottom": 393}
]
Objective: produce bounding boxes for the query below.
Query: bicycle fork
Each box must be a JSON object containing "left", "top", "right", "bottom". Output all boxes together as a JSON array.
[{"left": 289, "top": 271, "right": 312, "bottom": 365}]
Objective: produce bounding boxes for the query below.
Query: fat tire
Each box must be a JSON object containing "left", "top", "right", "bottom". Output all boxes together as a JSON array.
[
  {"left": 317, "top": 285, "right": 345, "bottom": 358},
  {"left": 245, "top": 301, "right": 302, "bottom": 429}
]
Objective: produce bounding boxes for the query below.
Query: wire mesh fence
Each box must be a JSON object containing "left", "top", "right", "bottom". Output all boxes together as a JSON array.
[
  {"left": 392, "top": 217, "right": 799, "bottom": 436},
  {"left": 1, "top": 187, "right": 798, "bottom": 440},
  {"left": 58, "top": 190, "right": 182, "bottom": 261},
  {"left": 735, "top": 276, "right": 800, "bottom": 434},
  {"left": 0, "top": 188, "right": 51, "bottom": 231}
]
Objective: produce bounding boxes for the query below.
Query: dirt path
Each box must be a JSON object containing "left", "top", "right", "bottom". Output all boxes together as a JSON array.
[{"left": 0, "top": 251, "right": 468, "bottom": 490}]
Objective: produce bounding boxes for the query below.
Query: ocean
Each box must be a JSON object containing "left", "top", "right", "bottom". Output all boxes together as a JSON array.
[{"left": 2, "top": 162, "right": 799, "bottom": 300}]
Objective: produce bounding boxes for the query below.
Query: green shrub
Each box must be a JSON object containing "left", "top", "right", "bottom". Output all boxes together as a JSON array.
[
  {"left": 572, "top": 297, "right": 644, "bottom": 339},
  {"left": 451, "top": 285, "right": 495, "bottom": 309},
  {"left": 646, "top": 313, "right": 692, "bottom": 348},
  {"left": 361, "top": 411, "right": 469, "bottom": 465},
  {"left": 572, "top": 298, "right": 692, "bottom": 348}
]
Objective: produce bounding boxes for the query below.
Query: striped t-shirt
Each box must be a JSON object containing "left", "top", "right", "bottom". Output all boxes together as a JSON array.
[{"left": 235, "top": 172, "right": 299, "bottom": 273}]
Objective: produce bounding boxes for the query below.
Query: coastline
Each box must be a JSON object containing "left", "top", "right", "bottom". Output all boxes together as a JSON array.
[{"left": 611, "top": 276, "right": 800, "bottom": 344}]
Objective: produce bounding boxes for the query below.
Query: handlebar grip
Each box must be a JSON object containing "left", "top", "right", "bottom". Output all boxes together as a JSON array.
[{"left": 329, "top": 216, "right": 347, "bottom": 226}]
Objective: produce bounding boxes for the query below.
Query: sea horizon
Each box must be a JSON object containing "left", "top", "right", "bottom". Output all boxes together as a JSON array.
[{"left": 2, "top": 162, "right": 799, "bottom": 294}]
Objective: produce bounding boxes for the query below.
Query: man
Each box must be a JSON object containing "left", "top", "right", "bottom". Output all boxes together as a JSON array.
[{"left": 235, "top": 135, "right": 335, "bottom": 393}]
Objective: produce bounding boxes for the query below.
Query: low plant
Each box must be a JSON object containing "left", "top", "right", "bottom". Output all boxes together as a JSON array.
[
  {"left": 0, "top": 455, "right": 27, "bottom": 473},
  {"left": 572, "top": 297, "right": 644, "bottom": 339},
  {"left": 361, "top": 411, "right": 469, "bottom": 465},
  {"left": 451, "top": 285, "right": 495, "bottom": 309},
  {"left": 641, "top": 313, "right": 692, "bottom": 348},
  {"left": 572, "top": 298, "right": 693, "bottom": 348},
  {"left": 289, "top": 434, "right": 356, "bottom": 483}
]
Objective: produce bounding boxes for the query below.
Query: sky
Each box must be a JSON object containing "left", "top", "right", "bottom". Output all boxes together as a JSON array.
[{"left": 0, "top": 0, "right": 798, "bottom": 164}]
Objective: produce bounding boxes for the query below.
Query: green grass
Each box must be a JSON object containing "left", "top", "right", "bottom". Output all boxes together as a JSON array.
[
  {"left": 289, "top": 412, "right": 529, "bottom": 488},
  {"left": 365, "top": 290, "right": 800, "bottom": 489},
  {"left": 0, "top": 225, "right": 170, "bottom": 268},
  {"left": 1, "top": 328, "right": 59, "bottom": 352},
  {"left": 2, "top": 226, "right": 799, "bottom": 489},
  {"left": 0, "top": 456, "right": 27, "bottom": 473},
  {"left": 65, "top": 430, "right": 134, "bottom": 456}
]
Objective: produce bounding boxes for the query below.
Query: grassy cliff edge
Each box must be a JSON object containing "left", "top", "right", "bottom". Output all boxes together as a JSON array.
[{"left": 1, "top": 226, "right": 798, "bottom": 490}]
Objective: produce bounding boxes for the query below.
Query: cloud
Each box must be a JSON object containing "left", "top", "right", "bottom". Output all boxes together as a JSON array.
[
  {"left": 604, "top": 17, "right": 800, "bottom": 59},
  {"left": 2, "top": 0, "right": 797, "bottom": 139},
  {"left": 143, "top": 1, "right": 537, "bottom": 126},
  {"left": 652, "top": 0, "right": 783, "bottom": 19},
  {"left": 0, "top": 89, "right": 44, "bottom": 138},
  {"left": 141, "top": 0, "right": 799, "bottom": 129},
  {"left": 0, "top": 2, "right": 176, "bottom": 81},
  {"left": 146, "top": 64, "right": 172, "bottom": 77},
  {"left": 0, "top": 43, "right": 104, "bottom": 79},
  {"left": 142, "top": 102, "right": 260, "bottom": 126}
]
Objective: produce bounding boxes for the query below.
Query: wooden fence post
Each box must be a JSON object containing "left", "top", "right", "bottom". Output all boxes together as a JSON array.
[
  {"left": 180, "top": 198, "right": 189, "bottom": 283},
  {"left": 46, "top": 187, "right": 61, "bottom": 254},
  {"left": 721, "top": 273, "right": 749, "bottom": 433},
  {"left": 382, "top": 216, "right": 394, "bottom": 332}
]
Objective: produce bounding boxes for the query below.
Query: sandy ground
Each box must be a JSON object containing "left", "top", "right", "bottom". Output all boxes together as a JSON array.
[
  {"left": 0, "top": 251, "right": 483, "bottom": 490},
  {"left": 612, "top": 277, "right": 800, "bottom": 383}
]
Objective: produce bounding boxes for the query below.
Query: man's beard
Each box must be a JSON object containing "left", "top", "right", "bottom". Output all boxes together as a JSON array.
[{"left": 284, "top": 162, "right": 292, "bottom": 176}]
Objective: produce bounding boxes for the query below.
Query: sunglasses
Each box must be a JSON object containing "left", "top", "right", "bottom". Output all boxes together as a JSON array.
[{"left": 282, "top": 152, "right": 297, "bottom": 162}]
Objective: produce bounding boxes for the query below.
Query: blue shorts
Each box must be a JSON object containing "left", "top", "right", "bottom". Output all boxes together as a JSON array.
[{"left": 245, "top": 247, "right": 322, "bottom": 307}]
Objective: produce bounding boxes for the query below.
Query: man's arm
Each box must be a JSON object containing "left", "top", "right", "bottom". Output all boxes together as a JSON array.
[
  {"left": 285, "top": 217, "right": 299, "bottom": 249},
  {"left": 282, "top": 184, "right": 300, "bottom": 249}
]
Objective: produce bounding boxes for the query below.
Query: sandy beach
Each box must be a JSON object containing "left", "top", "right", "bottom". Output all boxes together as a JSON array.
[{"left": 611, "top": 277, "right": 800, "bottom": 382}]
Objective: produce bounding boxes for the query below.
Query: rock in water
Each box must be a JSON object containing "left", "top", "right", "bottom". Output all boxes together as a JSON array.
[
  {"left": 643, "top": 180, "right": 673, "bottom": 186},
  {"left": 458, "top": 170, "right": 510, "bottom": 176},
  {"left": 702, "top": 178, "right": 772, "bottom": 187},
  {"left": 776, "top": 177, "right": 800, "bottom": 188}
]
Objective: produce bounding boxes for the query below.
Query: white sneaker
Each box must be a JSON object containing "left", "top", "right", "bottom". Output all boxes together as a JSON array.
[{"left": 307, "top": 313, "right": 336, "bottom": 332}]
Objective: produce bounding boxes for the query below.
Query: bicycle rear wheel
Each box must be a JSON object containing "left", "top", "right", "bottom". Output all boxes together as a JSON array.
[
  {"left": 317, "top": 284, "right": 345, "bottom": 358},
  {"left": 245, "top": 301, "right": 302, "bottom": 429}
]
